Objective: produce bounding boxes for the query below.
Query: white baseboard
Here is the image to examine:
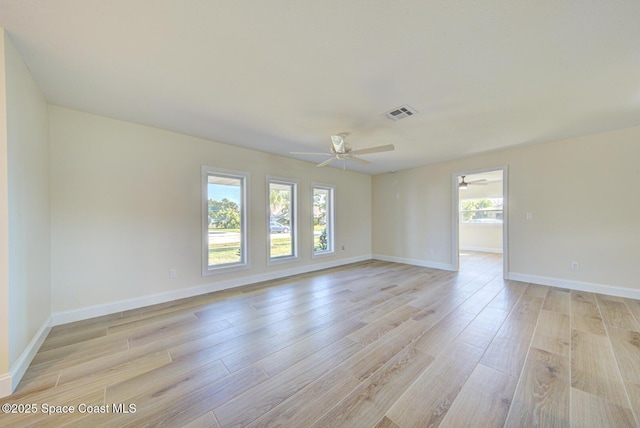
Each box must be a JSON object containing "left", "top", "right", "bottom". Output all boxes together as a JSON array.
[
  {"left": 506, "top": 272, "right": 640, "bottom": 300},
  {"left": 460, "top": 246, "right": 503, "bottom": 254},
  {"left": 52, "top": 255, "right": 372, "bottom": 326},
  {"left": 372, "top": 254, "right": 455, "bottom": 271},
  {"left": 8, "top": 316, "right": 52, "bottom": 393},
  {"left": 0, "top": 372, "right": 12, "bottom": 399}
]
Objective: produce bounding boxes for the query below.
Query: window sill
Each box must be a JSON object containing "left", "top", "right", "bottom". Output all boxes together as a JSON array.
[
  {"left": 202, "top": 262, "right": 250, "bottom": 277},
  {"left": 268, "top": 255, "right": 299, "bottom": 266}
]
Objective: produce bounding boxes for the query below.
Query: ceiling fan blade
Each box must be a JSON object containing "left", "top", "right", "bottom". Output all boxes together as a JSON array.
[
  {"left": 469, "top": 179, "right": 488, "bottom": 183},
  {"left": 350, "top": 144, "right": 395, "bottom": 155},
  {"left": 290, "top": 152, "right": 332, "bottom": 155},
  {"left": 346, "top": 155, "right": 371, "bottom": 165},
  {"left": 469, "top": 181, "right": 488, "bottom": 185},
  {"left": 330, "top": 135, "right": 345, "bottom": 153},
  {"left": 316, "top": 157, "right": 336, "bottom": 167}
]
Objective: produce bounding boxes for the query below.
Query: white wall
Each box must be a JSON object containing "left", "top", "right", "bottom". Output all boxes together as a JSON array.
[
  {"left": 49, "top": 106, "right": 372, "bottom": 317},
  {"left": 0, "top": 30, "right": 52, "bottom": 396},
  {"left": 373, "top": 127, "right": 640, "bottom": 295},
  {"left": 459, "top": 179, "right": 503, "bottom": 253},
  {"left": 0, "top": 29, "right": 11, "bottom": 397},
  {"left": 459, "top": 223, "right": 502, "bottom": 253},
  {"left": 5, "top": 32, "right": 51, "bottom": 369}
]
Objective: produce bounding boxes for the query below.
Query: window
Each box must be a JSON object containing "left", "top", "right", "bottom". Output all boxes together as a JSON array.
[
  {"left": 313, "top": 184, "right": 334, "bottom": 255},
  {"left": 202, "top": 166, "right": 249, "bottom": 274},
  {"left": 460, "top": 198, "right": 503, "bottom": 224},
  {"left": 268, "top": 177, "right": 297, "bottom": 261}
]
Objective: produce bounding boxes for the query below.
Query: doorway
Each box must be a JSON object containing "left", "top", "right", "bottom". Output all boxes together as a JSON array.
[{"left": 452, "top": 167, "right": 508, "bottom": 277}]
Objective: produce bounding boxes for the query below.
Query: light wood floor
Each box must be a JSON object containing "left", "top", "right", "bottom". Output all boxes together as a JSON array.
[{"left": 2, "top": 252, "right": 640, "bottom": 427}]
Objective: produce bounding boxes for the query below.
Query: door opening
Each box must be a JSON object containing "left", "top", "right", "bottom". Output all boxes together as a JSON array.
[{"left": 452, "top": 167, "right": 508, "bottom": 277}]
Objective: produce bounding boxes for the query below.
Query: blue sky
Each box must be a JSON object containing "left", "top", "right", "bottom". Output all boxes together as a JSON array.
[{"left": 208, "top": 183, "right": 240, "bottom": 204}]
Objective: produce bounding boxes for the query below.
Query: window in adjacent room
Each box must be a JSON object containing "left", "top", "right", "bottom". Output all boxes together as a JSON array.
[
  {"left": 460, "top": 198, "right": 503, "bottom": 224},
  {"left": 313, "top": 184, "right": 334, "bottom": 255},
  {"left": 268, "top": 177, "right": 298, "bottom": 262},
  {"left": 202, "top": 166, "right": 249, "bottom": 274}
]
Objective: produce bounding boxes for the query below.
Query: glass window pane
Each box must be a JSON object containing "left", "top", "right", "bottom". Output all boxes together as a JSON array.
[
  {"left": 269, "top": 181, "right": 295, "bottom": 259},
  {"left": 207, "top": 174, "right": 244, "bottom": 267},
  {"left": 460, "top": 198, "right": 503, "bottom": 224},
  {"left": 313, "top": 186, "right": 333, "bottom": 254}
]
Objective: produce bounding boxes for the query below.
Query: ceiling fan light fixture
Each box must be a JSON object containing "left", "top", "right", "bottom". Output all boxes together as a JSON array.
[
  {"left": 292, "top": 134, "right": 394, "bottom": 168},
  {"left": 459, "top": 175, "right": 468, "bottom": 190}
]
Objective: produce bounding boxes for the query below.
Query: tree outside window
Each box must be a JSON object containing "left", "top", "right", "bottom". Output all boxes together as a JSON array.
[
  {"left": 202, "top": 167, "right": 249, "bottom": 274},
  {"left": 460, "top": 198, "right": 503, "bottom": 224},
  {"left": 313, "top": 185, "right": 334, "bottom": 254},
  {"left": 268, "top": 179, "right": 297, "bottom": 261}
]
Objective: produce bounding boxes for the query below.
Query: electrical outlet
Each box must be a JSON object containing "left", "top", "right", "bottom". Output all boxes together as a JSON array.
[
  {"left": 341, "top": 245, "right": 346, "bottom": 251},
  {"left": 570, "top": 261, "right": 579, "bottom": 270},
  {"left": 526, "top": 212, "right": 534, "bottom": 220},
  {"left": 169, "top": 268, "right": 177, "bottom": 278}
]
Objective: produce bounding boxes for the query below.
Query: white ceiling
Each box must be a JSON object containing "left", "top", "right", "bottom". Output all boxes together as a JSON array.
[{"left": 1, "top": 1, "right": 639, "bottom": 175}]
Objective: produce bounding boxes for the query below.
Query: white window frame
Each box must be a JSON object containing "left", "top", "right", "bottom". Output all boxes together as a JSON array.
[
  {"left": 201, "top": 166, "right": 250, "bottom": 275},
  {"left": 267, "top": 176, "right": 299, "bottom": 264},
  {"left": 312, "top": 183, "right": 335, "bottom": 256}
]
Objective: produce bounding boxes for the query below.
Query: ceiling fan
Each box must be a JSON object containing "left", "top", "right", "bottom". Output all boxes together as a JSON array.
[
  {"left": 290, "top": 133, "right": 395, "bottom": 167},
  {"left": 459, "top": 175, "right": 488, "bottom": 189}
]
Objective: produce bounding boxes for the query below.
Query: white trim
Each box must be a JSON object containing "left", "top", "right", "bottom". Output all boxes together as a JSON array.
[
  {"left": 312, "top": 183, "right": 335, "bottom": 256},
  {"left": 506, "top": 272, "right": 640, "bottom": 300},
  {"left": 267, "top": 254, "right": 299, "bottom": 266},
  {"left": 452, "top": 173, "right": 459, "bottom": 271},
  {"left": 9, "top": 316, "right": 52, "bottom": 392},
  {"left": 502, "top": 167, "right": 509, "bottom": 275},
  {"left": 372, "top": 254, "right": 455, "bottom": 271},
  {"left": 460, "top": 246, "right": 503, "bottom": 254},
  {"left": 52, "top": 255, "right": 372, "bottom": 326},
  {"left": 266, "top": 176, "right": 299, "bottom": 264},
  {"left": 452, "top": 166, "right": 509, "bottom": 277},
  {"left": 202, "top": 166, "right": 251, "bottom": 276},
  {"left": 0, "top": 373, "right": 12, "bottom": 398}
]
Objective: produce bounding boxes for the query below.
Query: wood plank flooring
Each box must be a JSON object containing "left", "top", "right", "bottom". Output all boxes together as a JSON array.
[{"left": 1, "top": 252, "right": 639, "bottom": 427}]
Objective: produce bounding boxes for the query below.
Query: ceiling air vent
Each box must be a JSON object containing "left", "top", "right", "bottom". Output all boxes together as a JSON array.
[{"left": 384, "top": 105, "right": 418, "bottom": 121}]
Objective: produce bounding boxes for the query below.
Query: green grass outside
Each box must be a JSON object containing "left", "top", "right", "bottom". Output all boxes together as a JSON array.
[
  {"left": 208, "top": 236, "right": 294, "bottom": 265},
  {"left": 208, "top": 226, "right": 328, "bottom": 265},
  {"left": 270, "top": 237, "right": 293, "bottom": 258}
]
